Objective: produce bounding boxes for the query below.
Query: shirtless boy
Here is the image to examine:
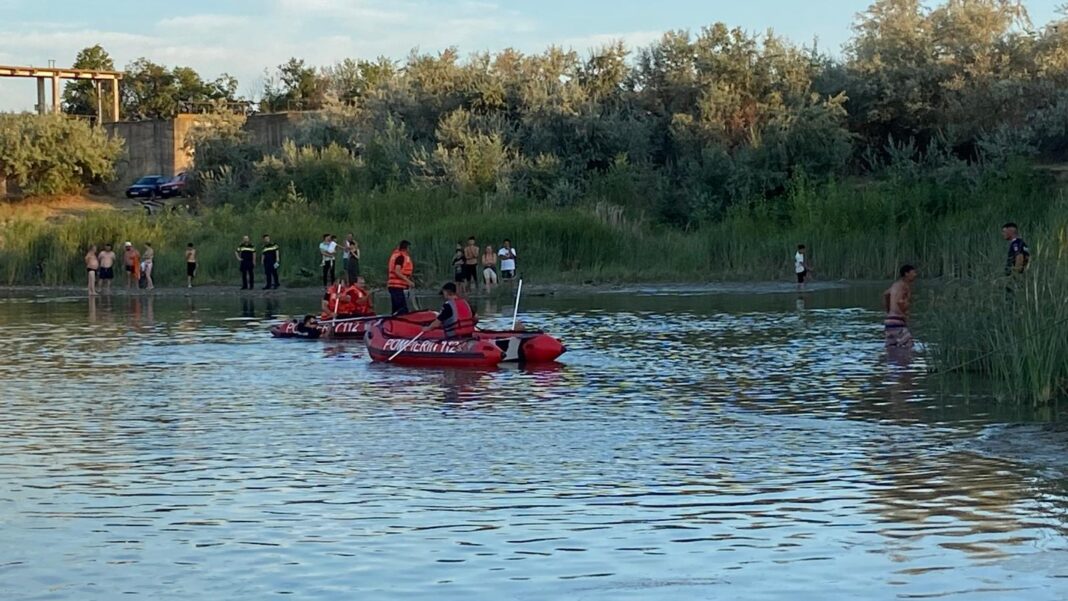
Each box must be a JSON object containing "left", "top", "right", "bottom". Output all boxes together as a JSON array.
[{"left": 883, "top": 265, "right": 918, "bottom": 349}]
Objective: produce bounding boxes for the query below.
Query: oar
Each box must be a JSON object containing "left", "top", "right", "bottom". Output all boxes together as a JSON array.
[
  {"left": 511, "top": 279, "right": 524, "bottom": 330},
  {"left": 388, "top": 331, "right": 424, "bottom": 361}
]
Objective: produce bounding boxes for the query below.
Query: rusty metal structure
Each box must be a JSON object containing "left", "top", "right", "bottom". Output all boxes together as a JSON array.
[{"left": 0, "top": 64, "right": 123, "bottom": 122}]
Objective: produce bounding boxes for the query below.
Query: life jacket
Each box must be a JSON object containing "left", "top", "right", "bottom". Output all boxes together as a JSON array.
[
  {"left": 323, "top": 284, "right": 357, "bottom": 318},
  {"left": 387, "top": 249, "right": 413, "bottom": 289},
  {"left": 346, "top": 284, "right": 373, "bottom": 315},
  {"left": 442, "top": 298, "right": 475, "bottom": 338}
]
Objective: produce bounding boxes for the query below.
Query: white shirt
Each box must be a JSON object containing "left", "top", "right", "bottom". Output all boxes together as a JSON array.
[
  {"left": 320, "top": 241, "right": 337, "bottom": 262},
  {"left": 498, "top": 247, "right": 517, "bottom": 272},
  {"left": 795, "top": 252, "right": 806, "bottom": 274}
]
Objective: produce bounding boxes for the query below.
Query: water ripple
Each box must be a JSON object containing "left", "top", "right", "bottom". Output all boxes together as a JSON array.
[{"left": 1, "top": 289, "right": 1067, "bottom": 600}]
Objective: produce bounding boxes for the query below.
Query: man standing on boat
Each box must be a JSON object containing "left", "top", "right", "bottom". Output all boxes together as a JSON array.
[
  {"left": 388, "top": 240, "right": 415, "bottom": 315},
  {"left": 883, "top": 264, "right": 917, "bottom": 349},
  {"left": 423, "top": 282, "right": 476, "bottom": 339}
]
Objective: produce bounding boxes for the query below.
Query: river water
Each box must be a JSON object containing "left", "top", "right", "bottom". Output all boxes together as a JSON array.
[{"left": 1, "top": 285, "right": 1067, "bottom": 600}]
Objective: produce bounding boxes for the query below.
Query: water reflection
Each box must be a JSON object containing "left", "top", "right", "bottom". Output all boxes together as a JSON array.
[{"left": 0, "top": 288, "right": 1066, "bottom": 600}]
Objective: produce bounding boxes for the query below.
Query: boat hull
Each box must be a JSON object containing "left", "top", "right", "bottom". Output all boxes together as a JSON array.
[
  {"left": 375, "top": 319, "right": 566, "bottom": 363},
  {"left": 365, "top": 320, "right": 503, "bottom": 368},
  {"left": 270, "top": 311, "right": 437, "bottom": 341}
]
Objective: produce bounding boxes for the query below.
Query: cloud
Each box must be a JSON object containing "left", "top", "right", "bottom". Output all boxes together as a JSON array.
[
  {"left": 0, "top": 2, "right": 664, "bottom": 111},
  {"left": 157, "top": 14, "right": 250, "bottom": 31}
]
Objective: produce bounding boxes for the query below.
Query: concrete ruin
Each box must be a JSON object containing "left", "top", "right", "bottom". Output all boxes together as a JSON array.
[{"left": 103, "top": 112, "right": 306, "bottom": 188}]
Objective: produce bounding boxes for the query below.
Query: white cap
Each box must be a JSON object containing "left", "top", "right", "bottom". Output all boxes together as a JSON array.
[{"left": 124, "top": 241, "right": 132, "bottom": 247}]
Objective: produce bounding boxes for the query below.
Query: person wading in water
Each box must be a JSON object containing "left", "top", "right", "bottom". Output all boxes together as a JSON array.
[
  {"left": 883, "top": 264, "right": 918, "bottom": 350},
  {"left": 85, "top": 245, "right": 99, "bottom": 296}
]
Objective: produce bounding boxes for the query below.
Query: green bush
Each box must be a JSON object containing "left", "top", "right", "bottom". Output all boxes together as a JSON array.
[{"left": 0, "top": 113, "right": 123, "bottom": 195}]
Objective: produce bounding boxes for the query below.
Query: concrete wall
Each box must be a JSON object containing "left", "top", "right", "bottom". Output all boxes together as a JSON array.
[
  {"left": 244, "top": 112, "right": 305, "bottom": 150},
  {"left": 104, "top": 112, "right": 305, "bottom": 191}
]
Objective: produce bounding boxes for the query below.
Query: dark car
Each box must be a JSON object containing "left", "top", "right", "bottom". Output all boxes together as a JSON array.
[
  {"left": 159, "top": 172, "right": 192, "bottom": 199},
  {"left": 125, "top": 175, "right": 167, "bottom": 199}
]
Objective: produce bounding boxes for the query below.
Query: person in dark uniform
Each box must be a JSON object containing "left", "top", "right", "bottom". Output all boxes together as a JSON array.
[
  {"left": 1002, "top": 222, "right": 1030, "bottom": 276},
  {"left": 235, "top": 235, "right": 256, "bottom": 290},
  {"left": 262, "top": 234, "right": 280, "bottom": 290},
  {"left": 1002, "top": 222, "right": 1030, "bottom": 298}
]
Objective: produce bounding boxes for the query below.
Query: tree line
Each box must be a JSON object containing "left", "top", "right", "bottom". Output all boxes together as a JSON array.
[{"left": 11, "top": 0, "right": 1068, "bottom": 221}]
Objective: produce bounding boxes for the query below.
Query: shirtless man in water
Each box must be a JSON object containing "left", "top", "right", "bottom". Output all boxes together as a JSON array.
[
  {"left": 883, "top": 264, "right": 917, "bottom": 349},
  {"left": 84, "top": 245, "right": 99, "bottom": 296}
]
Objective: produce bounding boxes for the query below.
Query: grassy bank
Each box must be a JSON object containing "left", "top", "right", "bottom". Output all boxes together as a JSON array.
[
  {"left": 0, "top": 168, "right": 1058, "bottom": 288},
  {"left": 925, "top": 195, "right": 1068, "bottom": 404}
]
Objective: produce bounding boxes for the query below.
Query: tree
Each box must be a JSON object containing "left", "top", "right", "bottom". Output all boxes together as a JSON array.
[
  {"left": 0, "top": 113, "right": 123, "bottom": 195},
  {"left": 123, "top": 59, "right": 243, "bottom": 120},
  {"left": 63, "top": 45, "right": 116, "bottom": 120},
  {"left": 261, "top": 58, "right": 327, "bottom": 111}
]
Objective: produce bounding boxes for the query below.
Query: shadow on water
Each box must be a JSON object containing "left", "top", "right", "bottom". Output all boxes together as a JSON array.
[{"left": 1, "top": 285, "right": 1067, "bottom": 600}]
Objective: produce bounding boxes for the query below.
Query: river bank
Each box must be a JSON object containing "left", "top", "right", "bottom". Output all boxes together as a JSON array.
[{"left": 0, "top": 279, "right": 854, "bottom": 301}]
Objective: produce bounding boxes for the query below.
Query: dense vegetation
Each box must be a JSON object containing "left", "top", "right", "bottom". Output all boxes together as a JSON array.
[
  {"left": 0, "top": 113, "right": 123, "bottom": 195},
  {"left": 1, "top": 0, "right": 1067, "bottom": 400}
]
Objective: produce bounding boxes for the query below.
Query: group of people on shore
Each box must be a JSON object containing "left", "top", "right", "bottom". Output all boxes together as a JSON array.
[
  {"left": 84, "top": 242, "right": 156, "bottom": 295},
  {"left": 451, "top": 237, "right": 518, "bottom": 294}
]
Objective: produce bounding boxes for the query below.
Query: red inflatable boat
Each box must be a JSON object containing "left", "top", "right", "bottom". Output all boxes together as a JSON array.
[
  {"left": 270, "top": 311, "right": 437, "bottom": 340},
  {"left": 371, "top": 319, "right": 567, "bottom": 364},
  {"left": 365, "top": 320, "right": 504, "bottom": 368}
]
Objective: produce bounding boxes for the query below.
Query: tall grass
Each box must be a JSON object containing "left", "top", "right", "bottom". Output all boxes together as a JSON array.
[
  {"left": 926, "top": 198, "right": 1068, "bottom": 404},
  {"left": 0, "top": 167, "right": 1057, "bottom": 290}
]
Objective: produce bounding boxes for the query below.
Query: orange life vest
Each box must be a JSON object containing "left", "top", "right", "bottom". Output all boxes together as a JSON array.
[
  {"left": 347, "top": 285, "right": 373, "bottom": 315},
  {"left": 387, "top": 249, "right": 413, "bottom": 289},
  {"left": 442, "top": 298, "right": 475, "bottom": 338}
]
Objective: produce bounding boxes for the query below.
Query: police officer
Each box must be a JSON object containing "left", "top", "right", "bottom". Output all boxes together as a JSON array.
[
  {"left": 262, "top": 234, "right": 280, "bottom": 290},
  {"left": 235, "top": 235, "right": 256, "bottom": 290}
]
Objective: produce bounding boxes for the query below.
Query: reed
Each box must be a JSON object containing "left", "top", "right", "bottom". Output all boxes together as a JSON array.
[
  {"left": 925, "top": 195, "right": 1068, "bottom": 403},
  {"left": 0, "top": 171, "right": 1057, "bottom": 290}
]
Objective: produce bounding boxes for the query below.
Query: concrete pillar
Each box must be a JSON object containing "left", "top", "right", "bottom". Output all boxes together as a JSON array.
[
  {"left": 50, "top": 75, "right": 60, "bottom": 114},
  {"left": 36, "top": 78, "right": 46, "bottom": 114},
  {"left": 110, "top": 79, "right": 120, "bottom": 122},
  {"left": 95, "top": 81, "right": 103, "bottom": 125}
]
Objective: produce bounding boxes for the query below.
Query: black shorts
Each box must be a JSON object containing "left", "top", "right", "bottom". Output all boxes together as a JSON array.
[
  {"left": 454, "top": 268, "right": 465, "bottom": 283},
  {"left": 501, "top": 269, "right": 515, "bottom": 280},
  {"left": 125, "top": 264, "right": 134, "bottom": 273},
  {"left": 796, "top": 270, "right": 807, "bottom": 283},
  {"left": 187, "top": 262, "right": 197, "bottom": 277},
  {"left": 99, "top": 267, "right": 114, "bottom": 280},
  {"left": 461, "top": 264, "right": 477, "bottom": 282}
]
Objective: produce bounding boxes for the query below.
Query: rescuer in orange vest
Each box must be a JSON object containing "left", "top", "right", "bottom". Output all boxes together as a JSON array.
[{"left": 387, "top": 240, "right": 415, "bottom": 315}]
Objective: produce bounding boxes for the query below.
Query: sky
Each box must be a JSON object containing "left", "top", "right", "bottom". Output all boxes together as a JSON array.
[{"left": 0, "top": 0, "right": 1063, "bottom": 111}]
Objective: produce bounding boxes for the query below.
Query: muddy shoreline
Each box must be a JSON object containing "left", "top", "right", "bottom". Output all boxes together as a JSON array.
[{"left": 0, "top": 280, "right": 857, "bottom": 301}]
